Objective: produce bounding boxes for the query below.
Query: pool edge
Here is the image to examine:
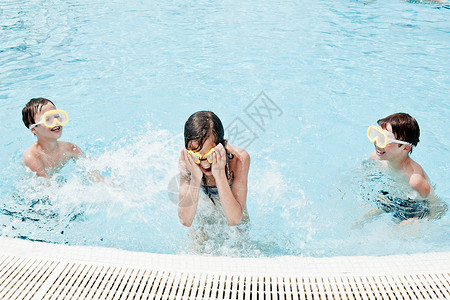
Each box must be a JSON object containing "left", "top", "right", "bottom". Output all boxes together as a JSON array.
[{"left": 1, "top": 236, "right": 449, "bottom": 298}]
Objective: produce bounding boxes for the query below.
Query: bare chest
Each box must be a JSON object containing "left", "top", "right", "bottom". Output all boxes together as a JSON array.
[{"left": 37, "top": 151, "right": 71, "bottom": 172}]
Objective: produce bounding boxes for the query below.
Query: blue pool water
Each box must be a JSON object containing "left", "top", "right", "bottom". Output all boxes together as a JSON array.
[{"left": 0, "top": 0, "right": 449, "bottom": 257}]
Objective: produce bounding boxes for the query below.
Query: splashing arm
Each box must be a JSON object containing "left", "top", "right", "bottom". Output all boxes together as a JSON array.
[
  {"left": 178, "top": 148, "right": 202, "bottom": 227},
  {"left": 213, "top": 144, "right": 250, "bottom": 226}
]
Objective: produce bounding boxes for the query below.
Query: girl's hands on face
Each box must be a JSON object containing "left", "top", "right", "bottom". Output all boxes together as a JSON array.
[
  {"left": 179, "top": 148, "right": 203, "bottom": 181},
  {"left": 211, "top": 144, "right": 227, "bottom": 179}
]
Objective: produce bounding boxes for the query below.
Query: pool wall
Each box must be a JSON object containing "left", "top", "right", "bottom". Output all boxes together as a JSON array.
[{"left": 0, "top": 237, "right": 449, "bottom": 299}]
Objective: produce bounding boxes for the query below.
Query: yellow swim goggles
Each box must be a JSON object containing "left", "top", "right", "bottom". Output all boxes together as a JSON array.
[
  {"left": 30, "top": 109, "right": 69, "bottom": 129},
  {"left": 187, "top": 148, "right": 215, "bottom": 164},
  {"left": 367, "top": 125, "right": 411, "bottom": 148}
]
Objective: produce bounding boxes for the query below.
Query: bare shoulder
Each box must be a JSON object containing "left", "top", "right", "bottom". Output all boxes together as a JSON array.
[
  {"left": 226, "top": 144, "right": 250, "bottom": 183},
  {"left": 227, "top": 144, "right": 250, "bottom": 166},
  {"left": 408, "top": 160, "right": 431, "bottom": 198},
  {"left": 409, "top": 173, "right": 431, "bottom": 198},
  {"left": 60, "top": 141, "right": 83, "bottom": 158},
  {"left": 22, "top": 146, "right": 39, "bottom": 167},
  {"left": 22, "top": 146, "right": 48, "bottom": 177}
]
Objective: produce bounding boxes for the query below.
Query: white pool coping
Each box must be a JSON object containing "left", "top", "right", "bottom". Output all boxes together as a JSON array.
[{"left": 1, "top": 236, "right": 449, "bottom": 299}]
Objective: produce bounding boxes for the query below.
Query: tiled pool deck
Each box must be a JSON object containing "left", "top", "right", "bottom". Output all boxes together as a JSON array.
[{"left": 0, "top": 236, "right": 449, "bottom": 299}]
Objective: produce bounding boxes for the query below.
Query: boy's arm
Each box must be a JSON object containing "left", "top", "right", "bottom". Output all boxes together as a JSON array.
[
  {"left": 67, "top": 143, "right": 104, "bottom": 183},
  {"left": 23, "top": 153, "right": 50, "bottom": 178},
  {"left": 409, "top": 174, "right": 431, "bottom": 198},
  {"left": 68, "top": 143, "right": 83, "bottom": 159}
]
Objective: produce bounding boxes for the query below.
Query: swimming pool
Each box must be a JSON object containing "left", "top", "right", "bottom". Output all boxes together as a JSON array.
[{"left": 0, "top": 0, "right": 449, "bottom": 258}]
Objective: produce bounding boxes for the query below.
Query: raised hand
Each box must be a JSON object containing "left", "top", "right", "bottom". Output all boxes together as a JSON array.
[
  {"left": 179, "top": 148, "right": 202, "bottom": 181},
  {"left": 211, "top": 143, "right": 227, "bottom": 180}
]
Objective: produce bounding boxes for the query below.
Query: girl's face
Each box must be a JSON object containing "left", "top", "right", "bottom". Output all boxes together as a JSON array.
[
  {"left": 188, "top": 136, "right": 217, "bottom": 176},
  {"left": 374, "top": 123, "right": 408, "bottom": 160}
]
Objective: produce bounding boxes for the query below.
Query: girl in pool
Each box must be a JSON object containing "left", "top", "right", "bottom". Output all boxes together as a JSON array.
[{"left": 178, "top": 111, "right": 250, "bottom": 227}]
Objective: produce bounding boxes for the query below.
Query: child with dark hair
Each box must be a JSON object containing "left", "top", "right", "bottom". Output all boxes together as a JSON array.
[
  {"left": 363, "top": 112, "right": 449, "bottom": 223},
  {"left": 367, "top": 112, "right": 430, "bottom": 198},
  {"left": 22, "top": 98, "right": 85, "bottom": 178},
  {"left": 178, "top": 111, "right": 250, "bottom": 227}
]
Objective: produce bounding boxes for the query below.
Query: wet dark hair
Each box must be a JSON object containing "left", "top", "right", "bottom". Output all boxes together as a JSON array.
[
  {"left": 184, "top": 111, "right": 231, "bottom": 204},
  {"left": 377, "top": 112, "right": 420, "bottom": 154},
  {"left": 22, "top": 98, "right": 56, "bottom": 129},
  {"left": 184, "top": 111, "right": 225, "bottom": 150}
]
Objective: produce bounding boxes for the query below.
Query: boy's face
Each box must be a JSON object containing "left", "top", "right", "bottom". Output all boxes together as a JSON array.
[
  {"left": 373, "top": 123, "right": 410, "bottom": 161},
  {"left": 30, "top": 102, "right": 63, "bottom": 139}
]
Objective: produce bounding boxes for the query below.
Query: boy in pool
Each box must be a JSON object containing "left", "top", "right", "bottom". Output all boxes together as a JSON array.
[
  {"left": 22, "top": 98, "right": 86, "bottom": 178},
  {"left": 178, "top": 111, "right": 250, "bottom": 227},
  {"left": 363, "top": 112, "right": 448, "bottom": 222},
  {"left": 367, "top": 113, "right": 431, "bottom": 198}
]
